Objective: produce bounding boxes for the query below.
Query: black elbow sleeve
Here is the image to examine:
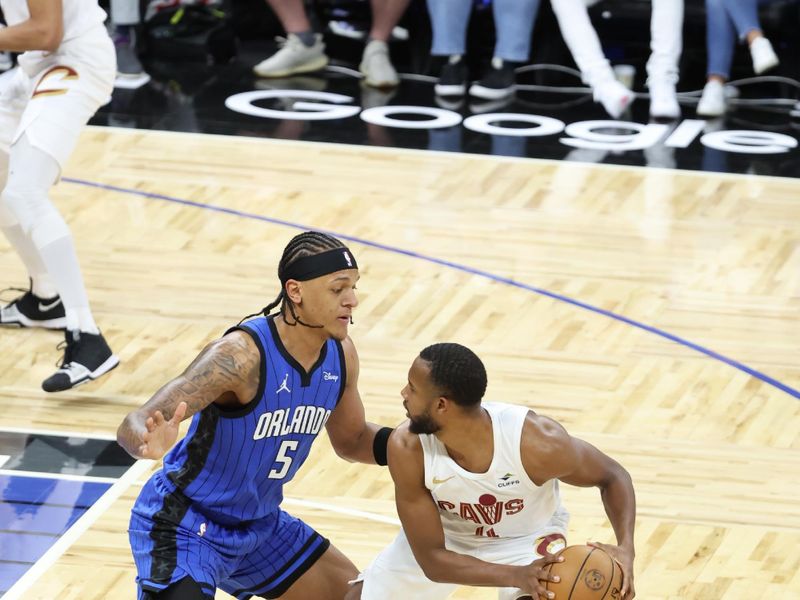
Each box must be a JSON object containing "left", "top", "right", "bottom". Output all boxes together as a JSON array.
[{"left": 372, "top": 426, "right": 393, "bottom": 466}]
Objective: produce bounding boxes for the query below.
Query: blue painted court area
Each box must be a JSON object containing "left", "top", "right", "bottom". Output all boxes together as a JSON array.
[{"left": 0, "top": 475, "right": 112, "bottom": 596}]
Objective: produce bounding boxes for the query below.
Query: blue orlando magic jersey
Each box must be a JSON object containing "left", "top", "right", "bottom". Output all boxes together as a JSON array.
[{"left": 159, "top": 315, "right": 346, "bottom": 525}]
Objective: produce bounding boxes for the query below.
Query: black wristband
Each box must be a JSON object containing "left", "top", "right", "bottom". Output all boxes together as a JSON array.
[{"left": 372, "top": 426, "right": 393, "bottom": 466}]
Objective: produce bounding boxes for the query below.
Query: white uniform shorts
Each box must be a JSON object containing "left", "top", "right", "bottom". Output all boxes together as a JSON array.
[
  {"left": 0, "top": 25, "right": 115, "bottom": 172},
  {"left": 356, "top": 507, "right": 569, "bottom": 600}
]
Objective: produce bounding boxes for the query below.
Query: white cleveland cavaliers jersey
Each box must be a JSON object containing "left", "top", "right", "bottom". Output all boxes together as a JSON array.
[
  {"left": 420, "top": 402, "right": 564, "bottom": 541},
  {"left": 0, "top": 0, "right": 107, "bottom": 44}
]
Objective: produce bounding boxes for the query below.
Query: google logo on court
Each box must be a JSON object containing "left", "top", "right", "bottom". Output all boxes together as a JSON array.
[{"left": 225, "top": 90, "right": 798, "bottom": 156}]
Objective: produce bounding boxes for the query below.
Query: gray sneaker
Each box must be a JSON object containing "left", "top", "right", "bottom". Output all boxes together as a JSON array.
[
  {"left": 0, "top": 52, "right": 12, "bottom": 72},
  {"left": 113, "top": 27, "right": 146, "bottom": 78},
  {"left": 253, "top": 33, "right": 329, "bottom": 78},
  {"left": 116, "top": 43, "right": 146, "bottom": 78},
  {"left": 359, "top": 40, "right": 399, "bottom": 88}
]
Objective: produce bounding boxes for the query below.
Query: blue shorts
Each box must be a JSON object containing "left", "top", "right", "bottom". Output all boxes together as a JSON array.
[{"left": 129, "top": 474, "right": 329, "bottom": 600}]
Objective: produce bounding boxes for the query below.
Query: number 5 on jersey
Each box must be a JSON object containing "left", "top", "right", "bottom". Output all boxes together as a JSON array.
[{"left": 268, "top": 440, "right": 299, "bottom": 479}]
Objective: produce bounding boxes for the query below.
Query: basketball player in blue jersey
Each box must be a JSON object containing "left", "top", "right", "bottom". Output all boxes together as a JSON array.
[{"left": 117, "top": 231, "right": 394, "bottom": 600}]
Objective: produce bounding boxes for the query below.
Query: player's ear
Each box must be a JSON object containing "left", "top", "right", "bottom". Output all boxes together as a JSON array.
[
  {"left": 435, "top": 396, "right": 449, "bottom": 413},
  {"left": 284, "top": 279, "right": 302, "bottom": 304}
]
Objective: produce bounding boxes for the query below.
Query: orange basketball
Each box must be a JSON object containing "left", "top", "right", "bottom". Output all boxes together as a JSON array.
[{"left": 543, "top": 544, "right": 623, "bottom": 600}]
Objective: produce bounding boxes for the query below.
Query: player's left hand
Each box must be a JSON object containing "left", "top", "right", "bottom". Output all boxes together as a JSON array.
[
  {"left": 138, "top": 402, "right": 187, "bottom": 460},
  {"left": 588, "top": 541, "right": 635, "bottom": 599}
]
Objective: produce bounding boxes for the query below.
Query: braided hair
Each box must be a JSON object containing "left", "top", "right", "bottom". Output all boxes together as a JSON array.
[
  {"left": 419, "top": 343, "right": 487, "bottom": 407},
  {"left": 239, "top": 231, "right": 348, "bottom": 327}
]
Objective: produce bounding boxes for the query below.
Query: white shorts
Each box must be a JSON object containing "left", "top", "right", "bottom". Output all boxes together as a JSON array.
[
  {"left": 356, "top": 508, "right": 569, "bottom": 600},
  {"left": 0, "top": 25, "right": 115, "bottom": 171}
]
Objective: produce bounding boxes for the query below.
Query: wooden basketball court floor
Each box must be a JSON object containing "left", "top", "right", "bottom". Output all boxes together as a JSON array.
[{"left": 0, "top": 126, "right": 798, "bottom": 599}]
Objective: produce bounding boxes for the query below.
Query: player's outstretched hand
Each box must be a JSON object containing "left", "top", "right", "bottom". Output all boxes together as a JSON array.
[
  {"left": 515, "top": 553, "right": 564, "bottom": 600},
  {"left": 589, "top": 541, "right": 635, "bottom": 599},
  {"left": 137, "top": 402, "right": 187, "bottom": 460}
]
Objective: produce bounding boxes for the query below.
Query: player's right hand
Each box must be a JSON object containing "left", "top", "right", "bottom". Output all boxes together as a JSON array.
[
  {"left": 137, "top": 402, "right": 187, "bottom": 459},
  {"left": 516, "top": 553, "right": 564, "bottom": 600}
]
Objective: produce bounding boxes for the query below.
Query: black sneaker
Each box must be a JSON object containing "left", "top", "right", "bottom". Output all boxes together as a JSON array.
[
  {"left": 0, "top": 288, "right": 67, "bottom": 329},
  {"left": 469, "top": 57, "right": 516, "bottom": 100},
  {"left": 435, "top": 55, "right": 468, "bottom": 97},
  {"left": 42, "top": 330, "right": 119, "bottom": 392}
]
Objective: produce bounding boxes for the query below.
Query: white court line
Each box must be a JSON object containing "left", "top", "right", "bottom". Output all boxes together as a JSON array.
[
  {"left": 0, "top": 469, "right": 119, "bottom": 484},
  {"left": 0, "top": 426, "right": 117, "bottom": 441},
  {"left": 2, "top": 459, "right": 154, "bottom": 600},
  {"left": 284, "top": 497, "right": 400, "bottom": 527},
  {"left": 0, "top": 455, "right": 8, "bottom": 469}
]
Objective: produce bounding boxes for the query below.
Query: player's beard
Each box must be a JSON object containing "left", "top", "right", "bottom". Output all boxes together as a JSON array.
[{"left": 408, "top": 409, "right": 441, "bottom": 435}]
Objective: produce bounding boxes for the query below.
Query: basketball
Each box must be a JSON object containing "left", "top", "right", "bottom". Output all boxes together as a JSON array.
[{"left": 543, "top": 544, "right": 622, "bottom": 600}]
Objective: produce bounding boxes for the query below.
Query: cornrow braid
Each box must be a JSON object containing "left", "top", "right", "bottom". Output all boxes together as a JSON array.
[
  {"left": 238, "top": 231, "right": 347, "bottom": 327},
  {"left": 419, "top": 343, "right": 487, "bottom": 407}
]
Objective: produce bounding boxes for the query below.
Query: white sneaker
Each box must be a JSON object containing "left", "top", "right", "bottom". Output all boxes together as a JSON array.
[
  {"left": 750, "top": 37, "right": 779, "bottom": 75},
  {"left": 593, "top": 78, "right": 634, "bottom": 119},
  {"left": 253, "top": 33, "right": 329, "bottom": 78},
  {"left": 696, "top": 80, "right": 726, "bottom": 117},
  {"left": 648, "top": 80, "right": 680, "bottom": 119},
  {"left": 360, "top": 40, "right": 399, "bottom": 88}
]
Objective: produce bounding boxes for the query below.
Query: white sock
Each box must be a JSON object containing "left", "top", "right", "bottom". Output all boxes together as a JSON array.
[{"left": 33, "top": 222, "right": 99, "bottom": 335}]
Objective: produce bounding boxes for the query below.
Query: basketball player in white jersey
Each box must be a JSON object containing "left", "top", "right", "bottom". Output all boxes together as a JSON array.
[
  {"left": 347, "top": 343, "right": 636, "bottom": 600},
  {"left": 0, "top": 0, "right": 119, "bottom": 391}
]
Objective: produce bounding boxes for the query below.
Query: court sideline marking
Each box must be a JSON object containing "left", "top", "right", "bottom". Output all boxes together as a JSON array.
[{"left": 1, "top": 452, "right": 153, "bottom": 600}]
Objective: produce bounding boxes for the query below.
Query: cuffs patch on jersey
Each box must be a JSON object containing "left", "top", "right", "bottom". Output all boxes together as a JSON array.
[{"left": 232, "top": 532, "right": 330, "bottom": 600}]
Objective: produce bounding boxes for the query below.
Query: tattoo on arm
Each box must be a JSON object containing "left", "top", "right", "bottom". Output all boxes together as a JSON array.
[{"left": 139, "top": 333, "right": 259, "bottom": 420}]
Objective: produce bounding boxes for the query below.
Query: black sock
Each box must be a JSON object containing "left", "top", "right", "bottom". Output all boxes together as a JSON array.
[{"left": 294, "top": 30, "right": 317, "bottom": 47}]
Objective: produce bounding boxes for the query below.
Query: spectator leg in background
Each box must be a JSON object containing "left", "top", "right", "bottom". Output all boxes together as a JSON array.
[
  {"left": 697, "top": 0, "right": 736, "bottom": 116},
  {"left": 705, "top": 0, "right": 737, "bottom": 81},
  {"left": 110, "top": 0, "right": 146, "bottom": 78},
  {"left": 426, "top": 0, "right": 472, "bottom": 58},
  {"left": 359, "top": 0, "right": 411, "bottom": 87},
  {"left": 266, "top": 0, "right": 313, "bottom": 34},
  {"left": 550, "top": 0, "right": 633, "bottom": 118},
  {"left": 367, "top": 0, "right": 411, "bottom": 42},
  {"left": 467, "top": 0, "right": 540, "bottom": 101},
  {"left": 492, "top": 0, "right": 540, "bottom": 63},
  {"left": 647, "top": 0, "right": 683, "bottom": 118}
]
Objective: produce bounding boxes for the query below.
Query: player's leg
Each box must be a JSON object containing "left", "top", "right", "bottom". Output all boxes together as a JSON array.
[
  {"left": 0, "top": 69, "right": 65, "bottom": 328},
  {"left": 222, "top": 507, "right": 344, "bottom": 600},
  {"left": 129, "top": 479, "right": 221, "bottom": 599},
  {"left": 1, "top": 132, "right": 118, "bottom": 389},
  {"left": 346, "top": 530, "right": 458, "bottom": 600},
  {"left": 0, "top": 134, "right": 66, "bottom": 328},
  {"left": 12, "top": 41, "right": 119, "bottom": 389},
  {"left": 140, "top": 577, "right": 211, "bottom": 600},
  {"left": 276, "top": 542, "right": 358, "bottom": 599}
]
